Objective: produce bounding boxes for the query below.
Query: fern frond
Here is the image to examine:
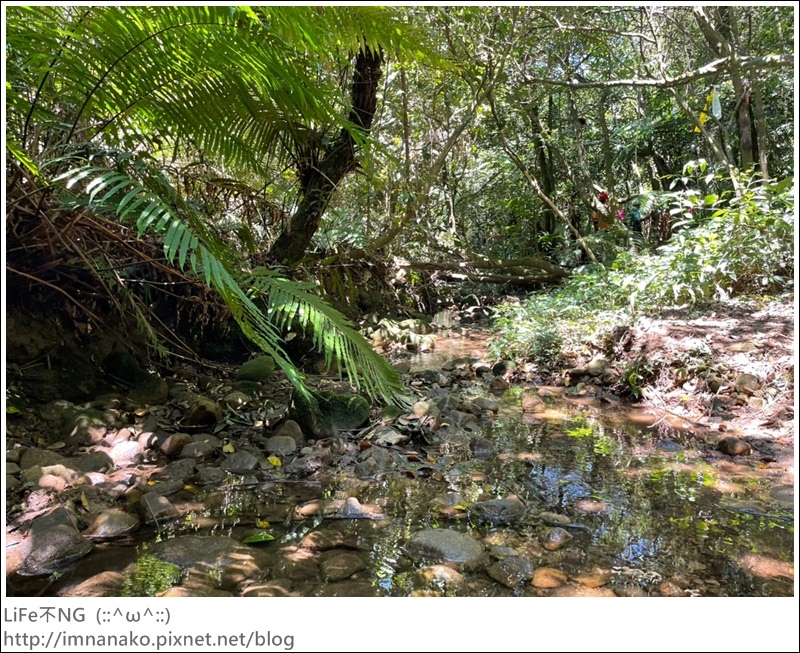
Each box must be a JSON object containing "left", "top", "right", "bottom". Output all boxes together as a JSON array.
[{"left": 251, "top": 268, "right": 412, "bottom": 407}]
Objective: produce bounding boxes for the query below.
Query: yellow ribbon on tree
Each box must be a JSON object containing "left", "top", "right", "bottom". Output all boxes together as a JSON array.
[{"left": 694, "top": 90, "right": 716, "bottom": 133}]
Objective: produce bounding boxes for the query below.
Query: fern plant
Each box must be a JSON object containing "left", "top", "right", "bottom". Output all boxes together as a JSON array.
[{"left": 6, "top": 5, "right": 423, "bottom": 407}]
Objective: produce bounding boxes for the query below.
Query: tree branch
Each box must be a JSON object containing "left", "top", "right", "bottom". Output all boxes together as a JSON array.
[{"left": 519, "top": 54, "right": 792, "bottom": 90}]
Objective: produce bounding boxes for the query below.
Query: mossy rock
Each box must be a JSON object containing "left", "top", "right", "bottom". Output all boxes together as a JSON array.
[
  {"left": 290, "top": 391, "right": 371, "bottom": 438},
  {"left": 236, "top": 356, "right": 275, "bottom": 382}
]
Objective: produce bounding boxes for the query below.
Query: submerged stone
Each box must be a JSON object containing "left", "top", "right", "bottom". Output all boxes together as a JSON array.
[{"left": 407, "top": 529, "right": 483, "bottom": 565}]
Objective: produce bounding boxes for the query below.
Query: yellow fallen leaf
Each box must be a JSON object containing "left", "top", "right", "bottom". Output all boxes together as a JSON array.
[
  {"left": 6, "top": 405, "right": 20, "bottom": 414},
  {"left": 426, "top": 455, "right": 437, "bottom": 464},
  {"left": 147, "top": 480, "right": 157, "bottom": 486},
  {"left": 183, "top": 484, "right": 197, "bottom": 493},
  {"left": 80, "top": 491, "right": 90, "bottom": 511},
  {"left": 222, "top": 443, "right": 235, "bottom": 453},
  {"left": 267, "top": 455, "right": 282, "bottom": 467},
  {"left": 256, "top": 519, "right": 270, "bottom": 528}
]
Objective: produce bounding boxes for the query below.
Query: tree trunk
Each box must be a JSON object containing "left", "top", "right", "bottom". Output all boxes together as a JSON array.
[{"left": 268, "top": 46, "right": 383, "bottom": 265}]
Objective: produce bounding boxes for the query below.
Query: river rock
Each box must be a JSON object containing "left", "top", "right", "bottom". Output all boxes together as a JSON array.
[
  {"left": 551, "top": 585, "right": 616, "bottom": 597},
  {"left": 734, "top": 373, "right": 760, "bottom": 394},
  {"left": 241, "top": 579, "right": 299, "bottom": 597},
  {"left": 272, "top": 555, "right": 320, "bottom": 582},
  {"left": 151, "top": 536, "right": 270, "bottom": 590},
  {"left": 407, "top": 529, "right": 483, "bottom": 565},
  {"left": 718, "top": 437, "right": 751, "bottom": 456},
  {"left": 574, "top": 568, "right": 612, "bottom": 588},
  {"left": 138, "top": 492, "right": 179, "bottom": 523},
  {"left": 290, "top": 391, "right": 371, "bottom": 438},
  {"left": 67, "top": 409, "right": 107, "bottom": 445},
  {"left": 128, "top": 374, "right": 169, "bottom": 405},
  {"left": 487, "top": 556, "right": 534, "bottom": 589},
  {"left": 195, "top": 466, "right": 227, "bottom": 486},
  {"left": 160, "top": 433, "right": 192, "bottom": 457},
  {"left": 587, "top": 357, "right": 609, "bottom": 376},
  {"left": 542, "top": 527, "right": 573, "bottom": 551},
  {"left": 76, "top": 451, "right": 114, "bottom": 472},
  {"left": 266, "top": 435, "right": 297, "bottom": 456},
  {"left": 19, "top": 448, "right": 74, "bottom": 471},
  {"left": 221, "top": 450, "right": 260, "bottom": 474},
  {"left": 473, "top": 396, "right": 500, "bottom": 413},
  {"left": 322, "top": 553, "right": 367, "bottom": 581},
  {"left": 274, "top": 419, "right": 305, "bottom": 446},
  {"left": 489, "top": 377, "right": 509, "bottom": 394},
  {"left": 469, "top": 436, "right": 496, "bottom": 460},
  {"left": 222, "top": 391, "right": 250, "bottom": 410},
  {"left": 236, "top": 356, "right": 275, "bottom": 382},
  {"left": 182, "top": 398, "right": 223, "bottom": 429},
  {"left": 84, "top": 509, "right": 140, "bottom": 539},
  {"left": 468, "top": 498, "right": 525, "bottom": 526},
  {"left": 531, "top": 567, "right": 568, "bottom": 588},
  {"left": 109, "top": 440, "right": 145, "bottom": 467},
  {"left": 522, "top": 394, "right": 545, "bottom": 413},
  {"left": 298, "top": 529, "right": 346, "bottom": 551},
  {"left": 416, "top": 565, "right": 466, "bottom": 594},
  {"left": 179, "top": 440, "right": 216, "bottom": 460},
  {"left": 17, "top": 509, "right": 93, "bottom": 576}
]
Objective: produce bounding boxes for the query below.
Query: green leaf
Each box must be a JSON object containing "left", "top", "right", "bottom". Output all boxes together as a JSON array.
[{"left": 242, "top": 532, "right": 275, "bottom": 544}]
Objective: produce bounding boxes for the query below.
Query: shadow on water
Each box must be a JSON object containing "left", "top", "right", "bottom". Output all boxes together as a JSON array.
[{"left": 9, "top": 387, "right": 793, "bottom": 598}]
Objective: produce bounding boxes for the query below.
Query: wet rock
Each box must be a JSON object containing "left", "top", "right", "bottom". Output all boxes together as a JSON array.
[
  {"left": 770, "top": 485, "right": 794, "bottom": 507},
  {"left": 19, "top": 448, "right": 75, "bottom": 474},
  {"left": 551, "top": 585, "right": 616, "bottom": 597},
  {"left": 487, "top": 556, "right": 534, "bottom": 589},
  {"left": 542, "top": 527, "right": 573, "bottom": 551},
  {"left": 656, "top": 440, "right": 682, "bottom": 452},
  {"left": 322, "top": 553, "right": 367, "bottom": 581},
  {"left": 182, "top": 398, "right": 223, "bottom": 429},
  {"left": 587, "top": 357, "right": 609, "bottom": 377},
  {"left": 7, "top": 462, "right": 21, "bottom": 475},
  {"left": 316, "top": 580, "right": 379, "bottom": 597},
  {"left": 473, "top": 397, "right": 500, "bottom": 413},
  {"left": 7, "top": 448, "right": 21, "bottom": 463},
  {"left": 574, "top": 568, "right": 612, "bottom": 588},
  {"left": 18, "top": 509, "right": 93, "bottom": 576},
  {"left": 718, "top": 437, "right": 751, "bottom": 456},
  {"left": 160, "top": 433, "right": 192, "bottom": 457},
  {"left": 84, "top": 509, "right": 140, "bottom": 539},
  {"left": 469, "top": 436, "right": 496, "bottom": 460},
  {"left": 75, "top": 451, "right": 114, "bottom": 473},
  {"left": 392, "top": 360, "right": 412, "bottom": 374},
  {"left": 489, "top": 377, "right": 509, "bottom": 394},
  {"left": 407, "top": 529, "right": 483, "bottom": 565},
  {"left": 538, "top": 512, "right": 571, "bottom": 526},
  {"left": 192, "top": 433, "right": 223, "bottom": 446},
  {"left": 67, "top": 409, "right": 108, "bottom": 445},
  {"left": 138, "top": 492, "right": 179, "bottom": 523},
  {"left": 38, "top": 400, "right": 79, "bottom": 425},
  {"left": 298, "top": 529, "right": 346, "bottom": 551},
  {"left": 222, "top": 391, "right": 250, "bottom": 410},
  {"left": 285, "top": 455, "right": 326, "bottom": 479},
  {"left": 160, "top": 458, "right": 195, "bottom": 482},
  {"left": 417, "top": 565, "right": 466, "bottom": 593},
  {"left": 468, "top": 498, "right": 525, "bottom": 526},
  {"left": 58, "top": 571, "right": 126, "bottom": 597},
  {"left": 242, "top": 579, "right": 298, "bottom": 597},
  {"left": 353, "top": 458, "right": 377, "bottom": 478},
  {"left": 290, "top": 391, "right": 371, "bottom": 438},
  {"left": 492, "top": 360, "right": 512, "bottom": 376},
  {"left": 109, "top": 440, "right": 145, "bottom": 467},
  {"left": 294, "top": 497, "right": 385, "bottom": 520},
  {"left": 573, "top": 499, "right": 609, "bottom": 514},
  {"left": 272, "top": 554, "right": 320, "bottom": 582},
  {"left": 265, "top": 435, "right": 297, "bottom": 457},
  {"left": 531, "top": 567, "right": 568, "bottom": 589},
  {"left": 221, "top": 450, "right": 260, "bottom": 474},
  {"left": 7, "top": 475, "right": 22, "bottom": 492},
  {"left": 151, "top": 536, "right": 270, "bottom": 590},
  {"left": 274, "top": 420, "right": 305, "bottom": 446},
  {"left": 236, "top": 356, "right": 275, "bottom": 382},
  {"left": 128, "top": 375, "right": 169, "bottom": 405},
  {"left": 179, "top": 440, "right": 216, "bottom": 460},
  {"left": 522, "top": 394, "right": 545, "bottom": 413},
  {"left": 195, "top": 466, "right": 227, "bottom": 485},
  {"left": 448, "top": 410, "right": 478, "bottom": 429}
]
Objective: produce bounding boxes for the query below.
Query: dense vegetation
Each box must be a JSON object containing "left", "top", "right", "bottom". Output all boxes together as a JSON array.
[{"left": 5, "top": 6, "right": 794, "bottom": 400}]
